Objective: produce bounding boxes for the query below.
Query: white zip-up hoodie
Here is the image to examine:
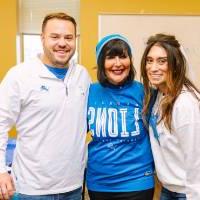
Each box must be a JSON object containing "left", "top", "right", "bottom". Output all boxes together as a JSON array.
[
  {"left": 0, "top": 57, "right": 91, "bottom": 195},
  {"left": 149, "top": 88, "right": 200, "bottom": 200}
]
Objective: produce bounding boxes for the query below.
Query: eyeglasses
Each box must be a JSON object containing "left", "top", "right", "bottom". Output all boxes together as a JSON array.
[{"left": 146, "top": 57, "right": 168, "bottom": 66}]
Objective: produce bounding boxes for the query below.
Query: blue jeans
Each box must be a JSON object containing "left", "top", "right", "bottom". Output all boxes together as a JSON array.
[
  {"left": 16, "top": 187, "right": 82, "bottom": 200},
  {"left": 160, "top": 187, "right": 186, "bottom": 200}
]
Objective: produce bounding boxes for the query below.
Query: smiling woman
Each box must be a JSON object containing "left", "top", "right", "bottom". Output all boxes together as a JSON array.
[
  {"left": 86, "top": 34, "right": 155, "bottom": 200},
  {"left": 141, "top": 33, "right": 200, "bottom": 200},
  {"left": 103, "top": 41, "right": 131, "bottom": 86},
  {"left": 145, "top": 45, "right": 168, "bottom": 94}
]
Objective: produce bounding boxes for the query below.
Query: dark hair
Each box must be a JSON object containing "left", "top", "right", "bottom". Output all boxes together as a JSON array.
[
  {"left": 141, "top": 33, "right": 200, "bottom": 130},
  {"left": 97, "top": 39, "right": 136, "bottom": 86},
  {"left": 42, "top": 12, "right": 77, "bottom": 34}
]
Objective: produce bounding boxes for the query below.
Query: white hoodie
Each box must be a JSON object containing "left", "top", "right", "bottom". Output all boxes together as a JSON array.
[
  {"left": 0, "top": 57, "right": 91, "bottom": 195},
  {"left": 149, "top": 88, "right": 200, "bottom": 200}
]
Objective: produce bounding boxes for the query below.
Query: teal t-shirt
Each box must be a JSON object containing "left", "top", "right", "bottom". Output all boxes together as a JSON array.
[{"left": 45, "top": 64, "right": 68, "bottom": 80}]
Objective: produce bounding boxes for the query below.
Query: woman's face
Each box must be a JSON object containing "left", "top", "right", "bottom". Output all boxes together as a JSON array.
[
  {"left": 146, "top": 45, "right": 168, "bottom": 93},
  {"left": 104, "top": 52, "right": 131, "bottom": 85}
]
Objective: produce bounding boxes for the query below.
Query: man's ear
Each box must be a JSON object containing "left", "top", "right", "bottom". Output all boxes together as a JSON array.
[{"left": 40, "top": 33, "right": 44, "bottom": 43}]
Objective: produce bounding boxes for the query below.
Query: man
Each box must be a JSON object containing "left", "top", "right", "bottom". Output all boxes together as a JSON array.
[{"left": 0, "top": 12, "right": 90, "bottom": 200}]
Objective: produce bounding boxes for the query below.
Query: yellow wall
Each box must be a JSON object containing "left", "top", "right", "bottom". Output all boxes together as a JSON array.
[
  {"left": 80, "top": 0, "right": 200, "bottom": 80},
  {"left": 0, "top": 1, "right": 17, "bottom": 138},
  {"left": 0, "top": 1, "right": 17, "bottom": 80}
]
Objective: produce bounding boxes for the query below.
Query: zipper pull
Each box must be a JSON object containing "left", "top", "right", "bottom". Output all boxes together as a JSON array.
[{"left": 66, "top": 86, "right": 68, "bottom": 96}]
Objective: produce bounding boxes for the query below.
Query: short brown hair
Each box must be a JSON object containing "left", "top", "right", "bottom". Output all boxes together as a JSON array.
[{"left": 42, "top": 12, "right": 77, "bottom": 34}]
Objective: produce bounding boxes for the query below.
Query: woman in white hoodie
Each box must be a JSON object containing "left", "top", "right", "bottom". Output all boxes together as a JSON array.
[{"left": 140, "top": 33, "right": 200, "bottom": 200}]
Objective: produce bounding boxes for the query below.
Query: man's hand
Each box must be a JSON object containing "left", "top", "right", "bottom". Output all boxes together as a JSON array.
[{"left": 0, "top": 172, "right": 15, "bottom": 200}]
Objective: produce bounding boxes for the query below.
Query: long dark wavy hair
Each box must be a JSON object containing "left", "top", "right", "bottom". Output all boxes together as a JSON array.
[{"left": 141, "top": 33, "right": 200, "bottom": 130}]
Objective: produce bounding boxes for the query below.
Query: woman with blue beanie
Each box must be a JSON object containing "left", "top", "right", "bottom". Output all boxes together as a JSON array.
[{"left": 86, "top": 34, "right": 155, "bottom": 200}]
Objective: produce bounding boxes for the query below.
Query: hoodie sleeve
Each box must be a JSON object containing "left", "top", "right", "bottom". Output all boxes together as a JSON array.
[
  {"left": 173, "top": 91, "right": 200, "bottom": 200},
  {"left": 0, "top": 67, "right": 21, "bottom": 173}
]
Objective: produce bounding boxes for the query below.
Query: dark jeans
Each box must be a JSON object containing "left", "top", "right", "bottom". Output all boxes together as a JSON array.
[
  {"left": 88, "top": 188, "right": 154, "bottom": 200},
  {"left": 16, "top": 187, "right": 82, "bottom": 200},
  {"left": 160, "top": 187, "right": 186, "bottom": 200}
]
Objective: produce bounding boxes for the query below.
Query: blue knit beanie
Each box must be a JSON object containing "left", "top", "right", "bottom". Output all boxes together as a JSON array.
[{"left": 96, "top": 34, "right": 132, "bottom": 63}]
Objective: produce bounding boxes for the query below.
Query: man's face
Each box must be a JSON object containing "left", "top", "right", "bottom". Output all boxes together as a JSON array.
[{"left": 41, "top": 18, "right": 76, "bottom": 68}]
